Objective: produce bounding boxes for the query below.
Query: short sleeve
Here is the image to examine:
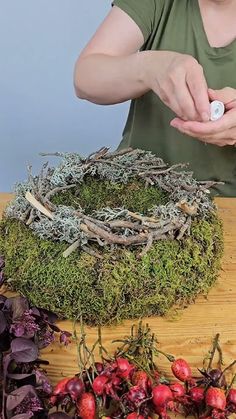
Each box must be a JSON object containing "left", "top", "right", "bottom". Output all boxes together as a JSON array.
[{"left": 112, "top": 0, "right": 156, "bottom": 43}]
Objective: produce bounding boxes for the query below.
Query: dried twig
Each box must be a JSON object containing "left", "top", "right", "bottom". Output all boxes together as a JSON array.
[
  {"left": 25, "top": 208, "right": 36, "bottom": 226},
  {"left": 127, "top": 211, "right": 160, "bottom": 224},
  {"left": 63, "top": 240, "right": 80, "bottom": 258},
  {"left": 108, "top": 220, "right": 146, "bottom": 231},
  {"left": 138, "top": 233, "right": 154, "bottom": 259},
  {"left": 176, "top": 200, "right": 198, "bottom": 216},
  {"left": 39, "top": 152, "right": 64, "bottom": 158},
  {"left": 25, "top": 192, "right": 54, "bottom": 220},
  {"left": 44, "top": 184, "right": 77, "bottom": 202},
  {"left": 86, "top": 146, "right": 110, "bottom": 162},
  {"left": 176, "top": 217, "right": 191, "bottom": 240}
]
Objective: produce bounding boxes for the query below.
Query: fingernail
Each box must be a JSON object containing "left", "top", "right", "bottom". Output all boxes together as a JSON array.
[{"left": 201, "top": 112, "right": 210, "bottom": 122}]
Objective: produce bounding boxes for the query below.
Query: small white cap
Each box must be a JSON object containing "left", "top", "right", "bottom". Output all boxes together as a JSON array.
[{"left": 210, "top": 100, "right": 225, "bottom": 121}]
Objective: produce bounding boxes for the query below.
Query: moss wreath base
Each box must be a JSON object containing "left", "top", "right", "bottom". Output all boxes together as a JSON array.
[{"left": 0, "top": 147, "right": 223, "bottom": 325}]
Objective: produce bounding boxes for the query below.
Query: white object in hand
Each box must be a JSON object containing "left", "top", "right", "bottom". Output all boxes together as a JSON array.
[{"left": 210, "top": 100, "right": 225, "bottom": 121}]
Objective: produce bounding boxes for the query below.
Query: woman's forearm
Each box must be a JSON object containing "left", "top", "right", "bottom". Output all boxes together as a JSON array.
[
  {"left": 74, "top": 52, "right": 151, "bottom": 105},
  {"left": 74, "top": 49, "right": 210, "bottom": 122}
]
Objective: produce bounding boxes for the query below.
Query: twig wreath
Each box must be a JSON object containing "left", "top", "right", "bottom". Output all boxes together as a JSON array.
[{"left": 5, "top": 147, "right": 221, "bottom": 259}]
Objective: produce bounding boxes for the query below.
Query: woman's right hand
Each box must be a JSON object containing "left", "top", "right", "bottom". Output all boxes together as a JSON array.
[
  {"left": 75, "top": 5, "right": 210, "bottom": 121},
  {"left": 141, "top": 50, "right": 210, "bottom": 122}
]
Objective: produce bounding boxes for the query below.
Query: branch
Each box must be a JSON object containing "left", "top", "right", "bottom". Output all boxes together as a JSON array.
[
  {"left": 44, "top": 184, "right": 77, "bottom": 202},
  {"left": 25, "top": 192, "right": 54, "bottom": 220},
  {"left": 138, "top": 233, "right": 154, "bottom": 259},
  {"left": 63, "top": 240, "right": 80, "bottom": 258}
]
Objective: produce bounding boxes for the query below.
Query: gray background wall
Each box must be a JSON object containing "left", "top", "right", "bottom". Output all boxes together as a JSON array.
[{"left": 0, "top": 1, "right": 129, "bottom": 191}]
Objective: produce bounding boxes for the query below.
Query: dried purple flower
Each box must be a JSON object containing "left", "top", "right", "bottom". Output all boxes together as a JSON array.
[
  {"left": 10, "top": 310, "right": 40, "bottom": 338},
  {"left": 10, "top": 322, "right": 25, "bottom": 337},
  {"left": 38, "top": 329, "right": 55, "bottom": 348},
  {"left": 14, "top": 394, "right": 43, "bottom": 416},
  {"left": 11, "top": 296, "right": 29, "bottom": 320},
  {"left": 1, "top": 293, "right": 72, "bottom": 419},
  {"left": 60, "top": 331, "right": 72, "bottom": 346},
  {"left": 35, "top": 369, "right": 52, "bottom": 394}
]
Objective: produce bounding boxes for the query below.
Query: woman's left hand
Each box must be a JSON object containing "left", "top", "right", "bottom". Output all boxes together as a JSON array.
[{"left": 170, "top": 87, "right": 236, "bottom": 147}]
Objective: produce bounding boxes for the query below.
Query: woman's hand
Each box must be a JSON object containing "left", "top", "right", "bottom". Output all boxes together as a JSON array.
[
  {"left": 170, "top": 87, "right": 236, "bottom": 147},
  {"left": 75, "top": 5, "right": 210, "bottom": 116},
  {"left": 142, "top": 51, "right": 210, "bottom": 122}
]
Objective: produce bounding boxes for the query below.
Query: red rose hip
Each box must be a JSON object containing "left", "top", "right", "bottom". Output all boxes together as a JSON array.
[{"left": 171, "top": 359, "right": 192, "bottom": 382}]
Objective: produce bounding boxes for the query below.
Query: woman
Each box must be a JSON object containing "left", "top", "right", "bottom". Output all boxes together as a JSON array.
[{"left": 74, "top": 0, "right": 236, "bottom": 196}]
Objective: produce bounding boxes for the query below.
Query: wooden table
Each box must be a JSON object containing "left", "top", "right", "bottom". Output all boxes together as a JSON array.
[{"left": 1, "top": 194, "right": 236, "bottom": 386}]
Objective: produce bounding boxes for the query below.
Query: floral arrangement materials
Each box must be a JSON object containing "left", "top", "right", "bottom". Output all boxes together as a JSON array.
[
  {"left": 1, "top": 298, "right": 236, "bottom": 419},
  {"left": 42, "top": 325, "right": 236, "bottom": 419},
  {"left": 0, "top": 147, "right": 224, "bottom": 324},
  {"left": 0, "top": 293, "right": 72, "bottom": 419}
]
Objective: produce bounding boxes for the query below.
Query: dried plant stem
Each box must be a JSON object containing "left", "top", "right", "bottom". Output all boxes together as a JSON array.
[
  {"left": 25, "top": 192, "right": 54, "bottom": 220},
  {"left": 138, "top": 233, "right": 154, "bottom": 259},
  {"left": 227, "top": 373, "right": 236, "bottom": 394},
  {"left": 126, "top": 211, "right": 160, "bottom": 224},
  {"left": 221, "top": 360, "right": 236, "bottom": 376},
  {"left": 207, "top": 333, "right": 221, "bottom": 371},
  {"left": 63, "top": 240, "right": 80, "bottom": 258},
  {"left": 44, "top": 184, "right": 76, "bottom": 202}
]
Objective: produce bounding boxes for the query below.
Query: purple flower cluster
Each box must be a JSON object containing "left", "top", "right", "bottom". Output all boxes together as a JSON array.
[
  {"left": 35, "top": 369, "right": 53, "bottom": 395},
  {"left": 60, "top": 331, "right": 72, "bottom": 346},
  {"left": 0, "top": 294, "right": 72, "bottom": 419},
  {"left": 14, "top": 394, "right": 42, "bottom": 416},
  {"left": 39, "top": 329, "right": 55, "bottom": 347},
  {"left": 10, "top": 309, "right": 40, "bottom": 338}
]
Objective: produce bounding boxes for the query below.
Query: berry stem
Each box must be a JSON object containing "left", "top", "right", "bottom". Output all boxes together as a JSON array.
[
  {"left": 207, "top": 333, "right": 220, "bottom": 371},
  {"left": 97, "top": 325, "right": 111, "bottom": 364},
  {"left": 221, "top": 360, "right": 236, "bottom": 377},
  {"left": 226, "top": 373, "right": 236, "bottom": 395}
]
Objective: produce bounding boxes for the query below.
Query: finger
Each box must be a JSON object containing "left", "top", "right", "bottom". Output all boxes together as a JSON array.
[
  {"left": 170, "top": 120, "right": 236, "bottom": 146},
  {"left": 186, "top": 67, "right": 210, "bottom": 122},
  {"left": 173, "top": 79, "right": 199, "bottom": 121},
  {"left": 156, "top": 78, "right": 200, "bottom": 121},
  {"left": 225, "top": 99, "right": 236, "bottom": 111},
  {"left": 154, "top": 77, "right": 197, "bottom": 120},
  {"left": 154, "top": 81, "right": 186, "bottom": 119},
  {"left": 208, "top": 88, "right": 217, "bottom": 102},
  {"left": 171, "top": 108, "right": 236, "bottom": 136},
  {"left": 208, "top": 88, "right": 236, "bottom": 111},
  {"left": 155, "top": 86, "right": 186, "bottom": 119},
  {"left": 208, "top": 87, "right": 236, "bottom": 104}
]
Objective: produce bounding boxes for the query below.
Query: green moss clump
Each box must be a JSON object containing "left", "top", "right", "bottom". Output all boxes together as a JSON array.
[
  {"left": 0, "top": 212, "right": 223, "bottom": 325},
  {"left": 51, "top": 178, "right": 168, "bottom": 215}
]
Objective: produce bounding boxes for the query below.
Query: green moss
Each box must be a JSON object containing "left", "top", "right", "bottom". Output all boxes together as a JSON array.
[
  {"left": 0, "top": 211, "right": 223, "bottom": 325},
  {"left": 52, "top": 178, "right": 168, "bottom": 214}
]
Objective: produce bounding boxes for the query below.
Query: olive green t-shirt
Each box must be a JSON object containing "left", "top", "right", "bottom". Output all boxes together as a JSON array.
[{"left": 112, "top": 0, "right": 236, "bottom": 196}]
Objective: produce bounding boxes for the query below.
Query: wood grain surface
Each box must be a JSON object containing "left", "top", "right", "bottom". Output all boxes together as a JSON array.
[{"left": 1, "top": 193, "right": 236, "bottom": 389}]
